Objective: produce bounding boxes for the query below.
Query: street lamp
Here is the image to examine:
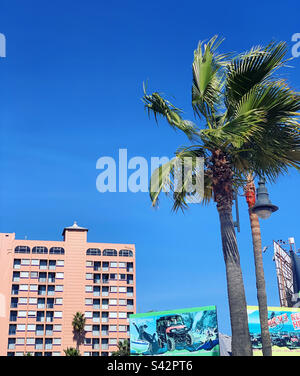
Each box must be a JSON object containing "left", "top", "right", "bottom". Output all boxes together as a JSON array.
[{"left": 251, "top": 177, "right": 279, "bottom": 219}]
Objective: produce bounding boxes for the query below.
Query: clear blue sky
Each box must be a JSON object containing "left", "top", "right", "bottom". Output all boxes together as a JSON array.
[{"left": 1, "top": 0, "right": 300, "bottom": 335}]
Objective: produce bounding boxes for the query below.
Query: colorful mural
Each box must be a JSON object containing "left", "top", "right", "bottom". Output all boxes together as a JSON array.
[
  {"left": 129, "top": 306, "right": 220, "bottom": 356},
  {"left": 248, "top": 306, "right": 300, "bottom": 356}
]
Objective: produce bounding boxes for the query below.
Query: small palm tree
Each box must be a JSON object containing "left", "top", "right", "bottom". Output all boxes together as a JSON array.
[
  {"left": 142, "top": 36, "right": 300, "bottom": 356},
  {"left": 64, "top": 347, "right": 81, "bottom": 356},
  {"left": 111, "top": 339, "right": 130, "bottom": 356},
  {"left": 72, "top": 312, "right": 86, "bottom": 350}
]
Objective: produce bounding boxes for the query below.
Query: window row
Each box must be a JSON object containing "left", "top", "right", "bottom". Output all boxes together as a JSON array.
[
  {"left": 85, "top": 273, "right": 134, "bottom": 283},
  {"left": 84, "top": 311, "right": 133, "bottom": 323},
  {"left": 9, "top": 323, "right": 62, "bottom": 335},
  {"left": 86, "top": 285, "right": 134, "bottom": 296},
  {"left": 85, "top": 298, "right": 134, "bottom": 308},
  {"left": 83, "top": 337, "right": 120, "bottom": 349},
  {"left": 13, "top": 271, "right": 64, "bottom": 282},
  {"left": 83, "top": 352, "right": 109, "bottom": 356},
  {"left": 11, "top": 297, "right": 63, "bottom": 308},
  {"left": 15, "top": 246, "right": 65, "bottom": 255},
  {"left": 11, "top": 284, "right": 64, "bottom": 295},
  {"left": 13, "top": 259, "right": 64, "bottom": 269},
  {"left": 9, "top": 310, "right": 62, "bottom": 322},
  {"left": 79, "top": 324, "right": 129, "bottom": 336},
  {"left": 86, "top": 261, "right": 133, "bottom": 271},
  {"left": 7, "top": 351, "right": 61, "bottom": 357},
  {"left": 8, "top": 337, "right": 61, "bottom": 350},
  {"left": 86, "top": 248, "right": 133, "bottom": 257}
]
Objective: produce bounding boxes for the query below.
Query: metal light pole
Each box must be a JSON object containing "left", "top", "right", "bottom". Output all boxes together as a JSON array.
[{"left": 251, "top": 177, "right": 279, "bottom": 219}]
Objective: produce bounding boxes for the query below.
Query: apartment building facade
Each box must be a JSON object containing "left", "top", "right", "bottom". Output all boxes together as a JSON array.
[{"left": 0, "top": 222, "right": 136, "bottom": 356}]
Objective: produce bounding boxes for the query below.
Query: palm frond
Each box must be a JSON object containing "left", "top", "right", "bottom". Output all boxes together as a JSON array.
[
  {"left": 225, "top": 41, "right": 289, "bottom": 117},
  {"left": 192, "top": 35, "right": 229, "bottom": 124},
  {"left": 143, "top": 86, "right": 198, "bottom": 140}
]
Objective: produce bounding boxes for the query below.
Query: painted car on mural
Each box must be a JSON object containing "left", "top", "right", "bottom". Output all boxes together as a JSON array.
[{"left": 156, "top": 314, "right": 194, "bottom": 351}]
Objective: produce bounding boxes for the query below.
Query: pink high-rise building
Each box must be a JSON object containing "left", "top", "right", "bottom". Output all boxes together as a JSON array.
[{"left": 0, "top": 222, "right": 136, "bottom": 356}]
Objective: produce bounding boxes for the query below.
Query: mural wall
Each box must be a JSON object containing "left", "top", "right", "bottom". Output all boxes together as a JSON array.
[
  {"left": 129, "top": 306, "right": 219, "bottom": 356},
  {"left": 248, "top": 306, "right": 300, "bottom": 356}
]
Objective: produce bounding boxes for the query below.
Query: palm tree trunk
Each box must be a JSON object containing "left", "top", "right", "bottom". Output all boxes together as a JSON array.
[
  {"left": 248, "top": 208, "right": 272, "bottom": 356},
  {"left": 217, "top": 207, "right": 253, "bottom": 356}
]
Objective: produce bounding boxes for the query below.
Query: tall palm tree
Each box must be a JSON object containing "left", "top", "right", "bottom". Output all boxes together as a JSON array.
[
  {"left": 142, "top": 36, "right": 300, "bottom": 356},
  {"left": 72, "top": 312, "right": 86, "bottom": 350},
  {"left": 111, "top": 339, "right": 130, "bottom": 356},
  {"left": 64, "top": 347, "right": 81, "bottom": 356},
  {"left": 244, "top": 175, "right": 272, "bottom": 356}
]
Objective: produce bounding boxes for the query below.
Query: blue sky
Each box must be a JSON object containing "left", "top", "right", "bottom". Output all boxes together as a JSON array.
[{"left": 1, "top": 0, "right": 300, "bottom": 335}]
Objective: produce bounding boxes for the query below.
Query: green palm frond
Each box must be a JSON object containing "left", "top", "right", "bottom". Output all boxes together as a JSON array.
[
  {"left": 142, "top": 85, "right": 198, "bottom": 140},
  {"left": 149, "top": 148, "right": 212, "bottom": 210},
  {"left": 192, "top": 35, "right": 229, "bottom": 124},
  {"left": 225, "top": 41, "right": 289, "bottom": 117}
]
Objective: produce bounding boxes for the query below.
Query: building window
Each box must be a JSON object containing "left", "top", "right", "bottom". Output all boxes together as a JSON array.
[
  {"left": 57, "top": 260, "right": 64, "bottom": 267},
  {"left": 29, "top": 297, "right": 37, "bottom": 304},
  {"left": 13, "top": 259, "right": 21, "bottom": 269},
  {"left": 19, "top": 297, "right": 27, "bottom": 305},
  {"left": 49, "top": 247, "right": 65, "bottom": 255},
  {"left": 86, "top": 248, "right": 101, "bottom": 256},
  {"left": 119, "top": 249, "right": 133, "bottom": 257},
  {"left": 21, "top": 259, "right": 30, "bottom": 266},
  {"left": 15, "top": 246, "right": 30, "bottom": 254},
  {"left": 10, "top": 298, "right": 18, "bottom": 308},
  {"left": 30, "top": 271, "right": 38, "bottom": 279},
  {"left": 11, "top": 285, "right": 19, "bottom": 295},
  {"left": 9, "top": 310, "right": 17, "bottom": 321},
  {"left": 12, "top": 272, "right": 20, "bottom": 282},
  {"left": 32, "top": 246, "right": 48, "bottom": 254},
  {"left": 39, "top": 260, "right": 47, "bottom": 270},
  {"left": 31, "top": 259, "right": 39, "bottom": 266},
  {"left": 55, "top": 298, "right": 63, "bottom": 305},
  {"left": 103, "top": 249, "right": 117, "bottom": 257},
  {"left": 30, "top": 285, "right": 38, "bottom": 292},
  {"left": 26, "top": 338, "right": 35, "bottom": 345},
  {"left": 8, "top": 324, "right": 16, "bottom": 335}
]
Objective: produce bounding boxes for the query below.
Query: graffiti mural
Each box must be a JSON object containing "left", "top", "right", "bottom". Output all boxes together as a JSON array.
[
  {"left": 248, "top": 306, "right": 300, "bottom": 356},
  {"left": 129, "top": 306, "right": 220, "bottom": 356}
]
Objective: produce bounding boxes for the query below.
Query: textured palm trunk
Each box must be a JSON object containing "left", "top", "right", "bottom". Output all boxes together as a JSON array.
[
  {"left": 248, "top": 208, "right": 272, "bottom": 356},
  {"left": 217, "top": 207, "right": 253, "bottom": 356},
  {"left": 211, "top": 150, "right": 252, "bottom": 356}
]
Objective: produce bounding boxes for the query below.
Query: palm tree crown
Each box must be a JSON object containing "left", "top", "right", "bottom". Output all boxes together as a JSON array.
[
  {"left": 72, "top": 312, "right": 86, "bottom": 334},
  {"left": 143, "top": 37, "right": 300, "bottom": 209}
]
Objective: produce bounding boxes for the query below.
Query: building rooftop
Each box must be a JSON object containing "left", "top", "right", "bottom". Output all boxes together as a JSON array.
[{"left": 62, "top": 221, "right": 88, "bottom": 236}]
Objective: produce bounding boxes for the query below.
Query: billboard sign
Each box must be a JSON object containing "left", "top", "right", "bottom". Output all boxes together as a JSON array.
[
  {"left": 273, "top": 241, "right": 294, "bottom": 307},
  {"left": 248, "top": 306, "right": 300, "bottom": 356},
  {"left": 129, "top": 306, "right": 219, "bottom": 356}
]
